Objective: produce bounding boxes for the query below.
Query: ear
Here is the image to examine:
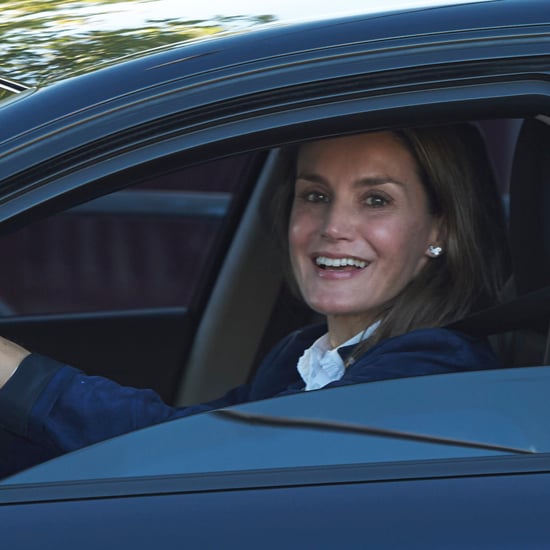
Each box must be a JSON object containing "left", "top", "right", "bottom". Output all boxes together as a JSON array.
[{"left": 425, "top": 217, "right": 446, "bottom": 259}]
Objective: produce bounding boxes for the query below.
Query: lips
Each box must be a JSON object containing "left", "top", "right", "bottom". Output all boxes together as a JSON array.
[{"left": 314, "top": 255, "right": 368, "bottom": 269}]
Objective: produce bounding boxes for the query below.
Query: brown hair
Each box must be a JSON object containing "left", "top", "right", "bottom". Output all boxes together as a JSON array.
[{"left": 271, "top": 123, "right": 509, "bottom": 355}]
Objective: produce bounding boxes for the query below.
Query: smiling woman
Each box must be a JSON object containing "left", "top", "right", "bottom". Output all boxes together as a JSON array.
[
  {"left": 273, "top": 125, "right": 509, "bottom": 361},
  {"left": 0, "top": 123, "right": 508, "bottom": 475},
  {"left": 289, "top": 132, "right": 442, "bottom": 347}
]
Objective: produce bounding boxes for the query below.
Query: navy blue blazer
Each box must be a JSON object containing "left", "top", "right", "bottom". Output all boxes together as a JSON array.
[{"left": 0, "top": 326, "right": 501, "bottom": 477}]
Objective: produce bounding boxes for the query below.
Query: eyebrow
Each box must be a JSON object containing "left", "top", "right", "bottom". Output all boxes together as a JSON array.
[{"left": 295, "top": 173, "right": 405, "bottom": 188}]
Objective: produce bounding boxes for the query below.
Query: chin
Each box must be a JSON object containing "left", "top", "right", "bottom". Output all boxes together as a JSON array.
[{"left": 309, "top": 302, "right": 365, "bottom": 318}]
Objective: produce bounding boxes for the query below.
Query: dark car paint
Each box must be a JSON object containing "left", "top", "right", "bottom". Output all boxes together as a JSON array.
[
  {"left": 3, "top": 472, "right": 550, "bottom": 549},
  {"left": 0, "top": 1, "right": 548, "bottom": 228},
  {"left": 4, "top": 367, "right": 550, "bottom": 546}
]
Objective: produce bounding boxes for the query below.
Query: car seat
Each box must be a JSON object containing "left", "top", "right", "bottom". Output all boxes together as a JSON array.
[{"left": 479, "top": 117, "right": 550, "bottom": 367}]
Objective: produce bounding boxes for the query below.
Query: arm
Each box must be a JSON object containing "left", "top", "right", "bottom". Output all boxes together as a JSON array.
[{"left": 0, "top": 346, "right": 252, "bottom": 466}]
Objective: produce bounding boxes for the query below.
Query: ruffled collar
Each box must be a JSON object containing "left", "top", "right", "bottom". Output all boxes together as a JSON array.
[{"left": 297, "top": 321, "right": 380, "bottom": 391}]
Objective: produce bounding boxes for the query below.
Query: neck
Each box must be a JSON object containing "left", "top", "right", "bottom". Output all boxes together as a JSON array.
[{"left": 326, "top": 314, "right": 375, "bottom": 348}]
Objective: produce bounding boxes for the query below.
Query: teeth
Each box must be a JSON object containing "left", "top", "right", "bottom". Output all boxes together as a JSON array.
[{"left": 315, "top": 256, "right": 367, "bottom": 269}]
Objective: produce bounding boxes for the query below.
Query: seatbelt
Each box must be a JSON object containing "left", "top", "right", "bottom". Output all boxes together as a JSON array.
[{"left": 448, "top": 285, "right": 550, "bottom": 338}]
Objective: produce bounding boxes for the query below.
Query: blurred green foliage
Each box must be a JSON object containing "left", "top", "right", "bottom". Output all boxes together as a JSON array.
[{"left": 0, "top": 0, "right": 276, "bottom": 85}]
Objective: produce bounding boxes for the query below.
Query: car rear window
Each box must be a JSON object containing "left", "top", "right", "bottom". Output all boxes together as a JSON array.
[{"left": 0, "top": 153, "right": 261, "bottom": 316}]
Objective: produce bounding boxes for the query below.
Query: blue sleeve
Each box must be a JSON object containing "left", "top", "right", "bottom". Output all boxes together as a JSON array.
[
  {"left": 0, "top": 353, "right": 251, "bottom": 468},
  {"left": 0, "top": 326, "right": 324, "bottom": 478}
]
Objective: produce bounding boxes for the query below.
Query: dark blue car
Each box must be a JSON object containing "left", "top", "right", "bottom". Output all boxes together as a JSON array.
[{"left": 1, "top": 1, "right": 550, "bottom": 547}]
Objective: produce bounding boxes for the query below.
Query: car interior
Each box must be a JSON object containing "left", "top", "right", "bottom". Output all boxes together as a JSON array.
[
  {"left": 0, "top": 116, "right": 548, "bottom": 409},
  {"left": 483, "top": 117, "right": 550, "bottom": 369},
  {"left": 179, "top": 116, "right": 550, "bottom": 405}
]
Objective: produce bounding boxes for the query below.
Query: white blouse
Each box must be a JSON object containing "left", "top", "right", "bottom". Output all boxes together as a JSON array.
[{"left": 297, "top": 321, "right": 380, "bottom": 391}]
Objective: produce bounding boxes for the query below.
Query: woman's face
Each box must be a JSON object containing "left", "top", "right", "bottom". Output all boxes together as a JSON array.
[{"left": 288, "top": 132, "right": 441, "bottom": 342}]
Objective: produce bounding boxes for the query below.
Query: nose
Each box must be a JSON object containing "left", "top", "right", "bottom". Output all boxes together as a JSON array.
[{"left": 321, "top": 199, "right": 356, "bottom": 241}]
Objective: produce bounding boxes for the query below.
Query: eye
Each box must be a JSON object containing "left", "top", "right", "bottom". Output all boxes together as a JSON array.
[
  {"left": 300, "top": 190, "right": 329, "bottom": 203},
  {"left": 364, "top": 193, "right": 390, "bottom": 208}
]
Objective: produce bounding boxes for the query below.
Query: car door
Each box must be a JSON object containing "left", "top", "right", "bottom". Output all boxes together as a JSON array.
[{"left": 3, "top": 368, "right": 550, "bottom": 548}]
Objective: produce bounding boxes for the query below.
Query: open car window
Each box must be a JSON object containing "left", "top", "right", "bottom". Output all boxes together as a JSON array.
[{"left": 1, "top": 115, "right": 550, "bottom": 484}]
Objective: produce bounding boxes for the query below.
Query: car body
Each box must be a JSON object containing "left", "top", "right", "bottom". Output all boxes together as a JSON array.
[{"left": 1, "top": 0, "right": 550, "bottom": 547}]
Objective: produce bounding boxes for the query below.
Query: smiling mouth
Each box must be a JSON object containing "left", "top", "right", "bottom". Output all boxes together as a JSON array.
[{"left": 315, "top": 256, "right": 368, "bottom": 270}]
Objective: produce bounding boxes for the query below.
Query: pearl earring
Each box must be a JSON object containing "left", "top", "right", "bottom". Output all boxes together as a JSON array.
[{"left": 427, "top": 245, "right": 443, "bottom": 257}]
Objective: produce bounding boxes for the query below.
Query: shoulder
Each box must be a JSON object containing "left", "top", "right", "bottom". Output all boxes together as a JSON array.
[
  {"left": 370, "top": 327, "right": 494, "bottom": 355},
  {"left": 338, "top": 328, "right": 501, "bottom": 386}
]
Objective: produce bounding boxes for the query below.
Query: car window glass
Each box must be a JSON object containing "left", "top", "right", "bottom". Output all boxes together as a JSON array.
[{"left": 0, "top": 153, "right": 260, "bottom": 317}]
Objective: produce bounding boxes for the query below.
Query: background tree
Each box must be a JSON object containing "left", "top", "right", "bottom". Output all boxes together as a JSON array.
[{"left": 0, "top": 0, "right": 275, "bottom": 85}]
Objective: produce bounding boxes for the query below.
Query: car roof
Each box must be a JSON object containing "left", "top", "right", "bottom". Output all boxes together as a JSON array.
[{"left": 0, "top": 0, "right": 546, "bottom": 144}]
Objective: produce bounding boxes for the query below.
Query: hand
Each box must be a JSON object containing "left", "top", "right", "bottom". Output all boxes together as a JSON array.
[{"left": 0, "top": 336, "right": 30, "bottom": 389}]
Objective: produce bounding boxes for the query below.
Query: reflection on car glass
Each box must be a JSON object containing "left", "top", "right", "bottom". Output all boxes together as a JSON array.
[{"left": 213, "top": 410, "right": 536, "bottom": 455}]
